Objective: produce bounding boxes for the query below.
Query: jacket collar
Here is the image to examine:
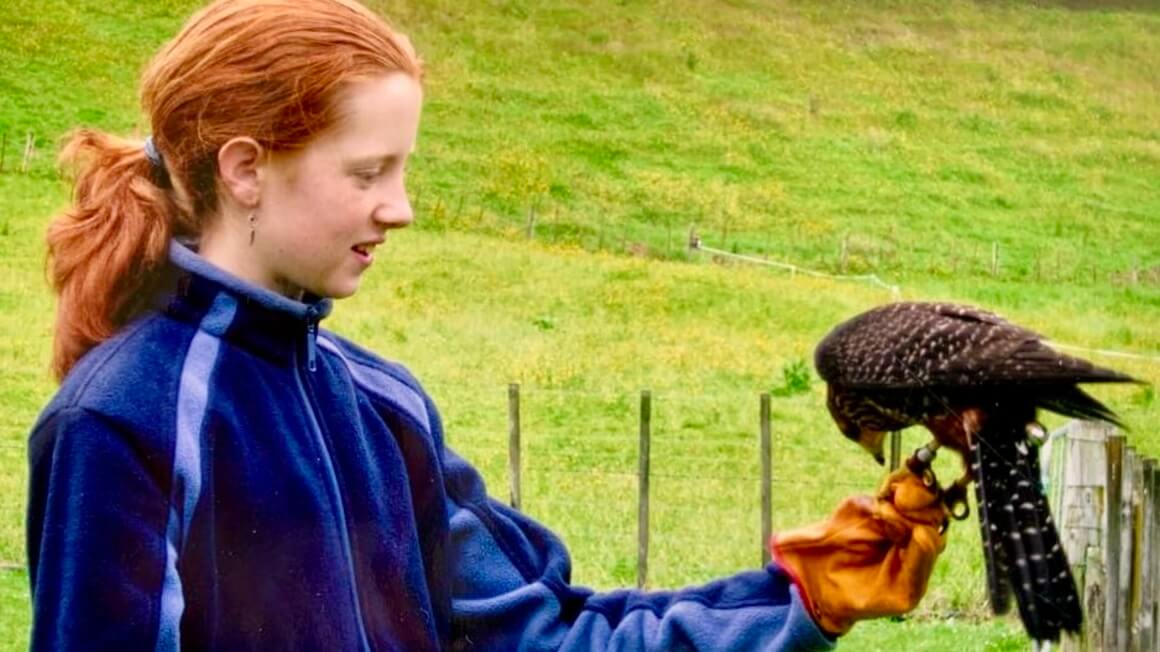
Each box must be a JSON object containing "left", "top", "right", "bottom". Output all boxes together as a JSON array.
[{"left": 165, "top": 240, "right": 333, "bottom": 366}]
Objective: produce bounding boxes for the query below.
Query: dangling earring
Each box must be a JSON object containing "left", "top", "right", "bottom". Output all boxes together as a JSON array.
[{"left": 248, "top": 211, "right": 257, "bottom": 246}]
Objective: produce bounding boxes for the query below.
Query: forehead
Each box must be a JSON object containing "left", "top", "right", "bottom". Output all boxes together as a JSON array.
[{"left": 313, "top": 72, "right": 423, "bottom": 156}]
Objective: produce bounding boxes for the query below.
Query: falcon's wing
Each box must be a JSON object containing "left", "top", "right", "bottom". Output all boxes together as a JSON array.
[{"left": 814, "top": 302, "right": 1134, "bottom": 389}]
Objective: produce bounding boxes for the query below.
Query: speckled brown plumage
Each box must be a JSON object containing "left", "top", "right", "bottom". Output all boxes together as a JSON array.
[{"left": 814, "top": 301, "right": 1140, "bottom": 643}]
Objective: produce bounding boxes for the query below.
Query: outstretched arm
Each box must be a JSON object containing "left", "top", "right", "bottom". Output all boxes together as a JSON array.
[{"left": 441, "top": 447, "right": 836, "bottom": 651}]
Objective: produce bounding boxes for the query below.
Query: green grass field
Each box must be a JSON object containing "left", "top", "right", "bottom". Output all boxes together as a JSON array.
[{"left": 2, "top": 0, "right": 1158, "bottom": 648}]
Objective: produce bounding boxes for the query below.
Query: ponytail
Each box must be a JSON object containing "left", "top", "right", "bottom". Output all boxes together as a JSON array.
[
  {"left": 46, "top": 0, "right": 422, "bottom": 380},
  {"left": 46, "top": 130, "right": 176, "bottom": 380}
]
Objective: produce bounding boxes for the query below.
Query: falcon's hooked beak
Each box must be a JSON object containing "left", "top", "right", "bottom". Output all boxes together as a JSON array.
[
  {"left": 832, "top": 408, "right": 888, "bottom": 466},
  {"left": 858, "top": 430, "right": 888, "bottom": 466}
]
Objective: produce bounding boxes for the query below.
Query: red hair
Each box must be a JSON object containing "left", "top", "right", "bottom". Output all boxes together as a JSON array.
[{"left": 46, "top": 0, "right": 422, "bottom": 380}]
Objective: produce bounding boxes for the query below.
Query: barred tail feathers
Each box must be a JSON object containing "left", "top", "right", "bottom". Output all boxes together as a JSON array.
[
  {"left": 972, "top": 421, "right": 1082, "bottom": 642},
  {"left": 971, "top": 437, "right": 1012, "bottom": 616}
]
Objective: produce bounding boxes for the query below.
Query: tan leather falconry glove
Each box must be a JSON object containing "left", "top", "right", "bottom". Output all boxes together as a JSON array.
[{"left": 770, "top": 467, "right": 950, "bottom": 636}]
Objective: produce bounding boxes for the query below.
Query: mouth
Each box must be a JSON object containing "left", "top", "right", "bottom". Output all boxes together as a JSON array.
[{"left": 351, "top": 241, "right": 381, "bottom": 264}]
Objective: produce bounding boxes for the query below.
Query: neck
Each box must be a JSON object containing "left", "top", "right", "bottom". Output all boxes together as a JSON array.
[{"left": 198, "top": 218, "right": 304, "bottom": 301}]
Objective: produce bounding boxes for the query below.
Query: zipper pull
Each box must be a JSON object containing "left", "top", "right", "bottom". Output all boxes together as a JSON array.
[{"left": 305, "top": 306, "right": 320, "bottom": 372}]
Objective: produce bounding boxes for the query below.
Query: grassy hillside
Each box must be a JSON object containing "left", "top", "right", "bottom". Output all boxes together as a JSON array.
[{"left": 2, "top": 0, "right": 1158, "bottom": 649}]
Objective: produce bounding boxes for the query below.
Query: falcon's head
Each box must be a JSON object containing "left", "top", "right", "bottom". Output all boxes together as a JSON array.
[{"left": 825, "top": 384, "right": 892, "bottom": 466}]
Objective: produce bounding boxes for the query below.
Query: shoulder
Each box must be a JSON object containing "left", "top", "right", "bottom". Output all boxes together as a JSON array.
[
  {"left": 316, "top": 330, "right": 438, "bottom": 435},
  {"left": 35, "top": 313, "right": 194, "bottom": 446}
]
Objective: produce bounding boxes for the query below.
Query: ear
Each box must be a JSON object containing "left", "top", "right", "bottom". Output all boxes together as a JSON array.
[{"left": 217, "top": 137, "right": 265, "bottom": 209}]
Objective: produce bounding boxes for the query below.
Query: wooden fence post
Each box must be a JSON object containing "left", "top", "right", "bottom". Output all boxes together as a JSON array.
[
  {"left": 1146, "top": 461, "right": 1155, "bottom": 649},
  {"left": 889, "top": 431, "right": 902, "bottom": 471},
  {"left": 1106, "top": 434, "right": 1125, "bottom": 652},
  {"left": 1135, "top": 459, "right": 1155, "bottom": 652},
  {"left": 637, "top": 390, "right": 651, "bottom": 589},
  {"left": 508, "top": 383, "right": 521, "bottom": 510},
  {"left": 525, "top": 203, "right": 537, "bottom": 239},
  {"left": 760, "top": 393, "right": 771, "bottom": 565},
  {"left": 21, "top": 131, "right": 34, "bottom": 173},
  {"left": 1085, "top": 545, "right": 1107, "bottom": 652},
  {"left": 1124, "top": 449, "right": 1143, "bottom": 651},
  {"left": 1055, "top": 420, "right": 1113, "bottom": 652}
]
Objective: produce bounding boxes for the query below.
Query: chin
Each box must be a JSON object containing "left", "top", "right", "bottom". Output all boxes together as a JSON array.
[
  {"left": 325, "top": 281, "right": 361, "bottom": 299},
  {"left": 320, "top": 287, "right": 357, "bottom": 300}
]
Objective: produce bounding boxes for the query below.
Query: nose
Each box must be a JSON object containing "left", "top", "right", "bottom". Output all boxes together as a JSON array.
[{"left": 372, "top": 177, "right": 414, "bottom": 229}]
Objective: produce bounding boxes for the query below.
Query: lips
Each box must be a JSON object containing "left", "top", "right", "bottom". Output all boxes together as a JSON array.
[
  {"left": 351, "top": 243, "right": 377, "bottom": 256},
  {"left": 351, "top": 240, "right": 381, "bottom": 265}
]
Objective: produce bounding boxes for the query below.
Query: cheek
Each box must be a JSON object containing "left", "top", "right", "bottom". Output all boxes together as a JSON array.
[{"left": 281, "top": 182, "right": 357, "bottom": 234}]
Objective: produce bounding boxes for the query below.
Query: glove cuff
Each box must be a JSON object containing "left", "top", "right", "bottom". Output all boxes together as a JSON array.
[{"left": 769, "top": 536, "right": 845, "bottom": 637}]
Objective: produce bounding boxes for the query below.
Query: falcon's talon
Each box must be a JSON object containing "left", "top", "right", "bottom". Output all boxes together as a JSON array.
[
  {"left": 942, "top": 476, "right": 972, "bottom": 521},
  {"left": 946, "top": 495, "right": 970, "bottom": 521},
  {"left": 921, "top": 467, "right": 937, "bottom": 489}
]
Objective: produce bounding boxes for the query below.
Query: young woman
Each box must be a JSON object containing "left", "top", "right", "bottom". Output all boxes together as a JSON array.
[{"left": 27, "top": 1, "right": 944, "bottom": 649}]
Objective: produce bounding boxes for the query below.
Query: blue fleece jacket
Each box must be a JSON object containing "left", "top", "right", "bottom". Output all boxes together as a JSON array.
[{"left": 26, "top": 242, "right": 835, "bottom": 651}]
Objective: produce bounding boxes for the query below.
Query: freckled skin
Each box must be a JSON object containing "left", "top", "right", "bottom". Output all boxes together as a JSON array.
[{"left": 813, "top": 301, "right": 1140, "bottom": 642}]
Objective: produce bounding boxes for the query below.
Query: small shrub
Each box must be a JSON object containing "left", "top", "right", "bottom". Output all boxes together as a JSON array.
[{"left": 772, "top": 357, "right": 812, "bottom": 397}]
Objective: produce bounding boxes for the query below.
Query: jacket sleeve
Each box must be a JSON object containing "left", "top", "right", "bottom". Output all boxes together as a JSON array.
[
  {"left": 441, "top": 448, "right": 836, "bottom": 652},
  {"left": 26, "top": 407, "right": 177, "bottom": 652}
]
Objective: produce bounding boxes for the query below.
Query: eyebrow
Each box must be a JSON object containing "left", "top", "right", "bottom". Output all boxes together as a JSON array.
[{"left": 345, "top": 154, "right": 397, "bottom": 168}]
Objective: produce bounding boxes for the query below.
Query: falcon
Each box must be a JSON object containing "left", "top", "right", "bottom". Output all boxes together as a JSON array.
[{"left": 813, "top": 301, "right": 1140, "bottom": 643}]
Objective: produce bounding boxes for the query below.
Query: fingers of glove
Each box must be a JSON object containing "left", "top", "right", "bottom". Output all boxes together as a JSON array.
[
  {"left": 879, "top": 470, "right": 951, "bottom": 530},
  {"left": 887, "top": 529, "right": 942, "bottom": 612}
]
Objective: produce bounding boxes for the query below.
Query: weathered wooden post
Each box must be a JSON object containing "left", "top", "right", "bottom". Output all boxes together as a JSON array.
[
  {"left": 889, "top": 431, "right": 902, "bottom": 471},
  {"left": 508, "top": 383, "right": 521, "bottom": 510},
  {"left": 525, "top": 203, "right": 537, "bottom": 239},
  {"left": 1134, "top": 459, "right": 1155, "bottom": 652},
  {"left": 1150, "top": 466, "right": 1160, "bottom": 652},
  {"left": 1106, "top": 434, "right": 1126, "bottom": 652},
  {"left": 637, "top": 390, "right": 651, "bottom": 589},
  {"left": 21, "top": 131, "right": 34, "bottom": 173},
  {"left": 1124, "top": 449, "right": 1143, "bottom": 652},
  {"left": 1055, "top": 420, "right": 1114, "bottom": 652},
  {"left": 1085, "top": 546, "right": 1107, "bottom": 652},
  {"left": 760, "top": 393, "right": 772, "bottom": 565}
]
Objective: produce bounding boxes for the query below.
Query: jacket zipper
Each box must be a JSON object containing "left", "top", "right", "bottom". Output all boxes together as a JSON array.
[
  {"left": 294, "top": 322, "right": 371, "bottom": 651},
  {"left": 305, "top": 305, "right": 321, "bottom": 372}
]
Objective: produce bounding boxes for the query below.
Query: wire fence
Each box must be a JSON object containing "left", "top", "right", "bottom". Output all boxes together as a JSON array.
[
  {"left": 6, "top": 126, "right": 1159, "bottom": 293},
  {"left": 691, "top": 237, "right": 903, "bottom": 298}
]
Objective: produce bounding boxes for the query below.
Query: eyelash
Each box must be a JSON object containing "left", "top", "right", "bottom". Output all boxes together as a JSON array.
[{"left": 354, "top": 169, "right": 382, "bottom": 183}]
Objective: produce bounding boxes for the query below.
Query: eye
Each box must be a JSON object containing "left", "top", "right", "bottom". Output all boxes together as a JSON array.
[{"left": 353, "top": 168, "right": 382, "bottom": 184}]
